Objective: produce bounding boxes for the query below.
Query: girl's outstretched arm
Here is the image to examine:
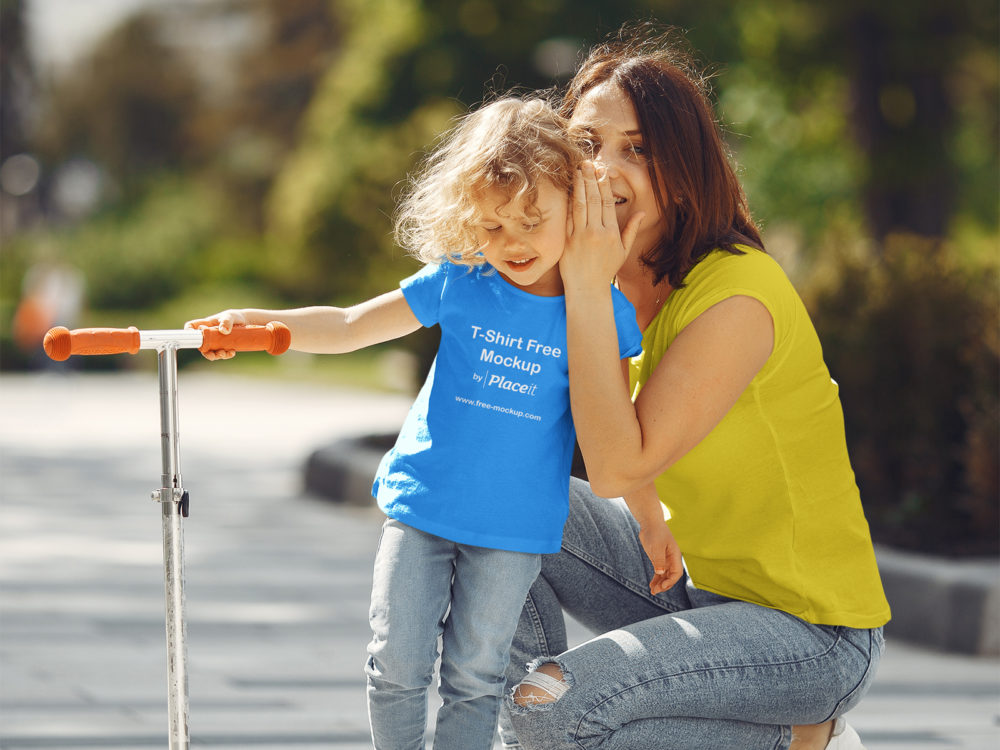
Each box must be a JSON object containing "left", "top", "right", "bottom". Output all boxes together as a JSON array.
[{"left": 185, "top": 289, "right": 422, "bottom": 359}]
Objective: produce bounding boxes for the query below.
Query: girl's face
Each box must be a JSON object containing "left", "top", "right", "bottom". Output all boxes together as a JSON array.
[
  {"left": 570, "top": 81, "right": 666, "bottom": 261},
  {"left": 473, "top": 178, "right": 568, "bottom": 297}
]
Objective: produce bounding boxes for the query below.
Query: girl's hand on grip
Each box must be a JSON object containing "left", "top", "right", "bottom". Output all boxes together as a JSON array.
[{"left": 185, "top": 310, "right": 247, "bottom": 360}]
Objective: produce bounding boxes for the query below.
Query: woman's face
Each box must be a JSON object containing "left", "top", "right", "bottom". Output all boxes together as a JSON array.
[{"left": 569, "top": 81, "right": 666, "bottom": 260}]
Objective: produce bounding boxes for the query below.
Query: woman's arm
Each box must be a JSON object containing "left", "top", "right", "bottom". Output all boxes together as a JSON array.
[
  {"left": 568, "top": 291, "right": 772, "bottom": 496},
  {"left": 562, "top": 164, "right": 773, "bottom": 498},
  {"left": 185, "top": 289, "right": 422, "bottom": 359}
]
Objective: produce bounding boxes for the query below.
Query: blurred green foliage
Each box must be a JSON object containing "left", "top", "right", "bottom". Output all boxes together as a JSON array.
[
  {"left": 34, "top": 14, "right": 203, "bottom": 190},
  {"left": 808, "top": 235, "right": 999, "bottom": 556},
  {"left": 1, "top": 0, "right": 997, "bottom": 554}
]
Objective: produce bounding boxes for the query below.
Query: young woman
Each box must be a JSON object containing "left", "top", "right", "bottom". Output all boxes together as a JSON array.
[{"left": 502, "top": 29, "right": 890, "bottom": 750}]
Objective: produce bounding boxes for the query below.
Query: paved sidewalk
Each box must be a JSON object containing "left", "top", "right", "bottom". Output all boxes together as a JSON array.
[{"left": 1, "top": 372, "right": 998, "bottom": 749}]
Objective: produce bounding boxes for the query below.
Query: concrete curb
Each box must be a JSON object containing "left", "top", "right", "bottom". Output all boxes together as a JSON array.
[
  {"left": 873, "top": 545, "right": 999, "bottom": 656},
  {"left": 304, "top": 433, "right": 1000, "bottom": 657},
  {"left": 304, "top": 434, "right": 393, "bottom": 511}
]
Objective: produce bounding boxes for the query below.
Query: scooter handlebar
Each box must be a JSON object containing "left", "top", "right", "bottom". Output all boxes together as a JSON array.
[
  {"left": 198, "top": 322, "right": 291, "bottom": 356},
  {"left": 43, "top": 326, "right": 141, "bottom": 361},
  {"left": 43, "top": 323, "right": 291, "bottom": 361}
]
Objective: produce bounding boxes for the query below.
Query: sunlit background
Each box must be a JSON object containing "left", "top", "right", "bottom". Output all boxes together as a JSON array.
[{"left": 1, "top": 0, "right": 997, "bottom": 557}]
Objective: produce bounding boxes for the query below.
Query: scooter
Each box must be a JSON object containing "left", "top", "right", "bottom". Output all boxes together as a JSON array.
[{"left": 43, "top": 323, "right": 291, "bottom": 750}]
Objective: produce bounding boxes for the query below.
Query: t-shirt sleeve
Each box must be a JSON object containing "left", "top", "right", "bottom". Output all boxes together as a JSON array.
[
  {"left": 671, "top": 250, "right": 791, "bottom": 349},
  {"left": 610, "top": 286, "right": 643, "bottom": 359},
  {"left": 399, "top": 262, "right": 450, "bottom": 328}
]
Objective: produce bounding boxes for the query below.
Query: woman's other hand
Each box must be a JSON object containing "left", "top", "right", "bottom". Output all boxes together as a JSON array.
[
  {"left": 639, "top": 516, "right": 684, "bottom": 595},
  {"left": 625, "top": 485, "right": 684, "bottom": 595}
]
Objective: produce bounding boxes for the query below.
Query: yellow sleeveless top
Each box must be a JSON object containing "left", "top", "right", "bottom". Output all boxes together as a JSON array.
[{"left": 630, "top": 248, "right": 891, "bottom": 627}]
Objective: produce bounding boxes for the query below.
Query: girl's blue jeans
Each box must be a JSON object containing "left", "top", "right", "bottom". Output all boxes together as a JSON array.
[
  {"left": 366, "top": 518, "right": 542, "bottom": 750},
  {"left": 501, "top": 478, "right": 885, "bottom": 750}
]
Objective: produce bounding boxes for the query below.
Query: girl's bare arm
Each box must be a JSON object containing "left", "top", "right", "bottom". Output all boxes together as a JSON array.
[{"left": 185, "top": 289, "right": 422, "bottom": 359}]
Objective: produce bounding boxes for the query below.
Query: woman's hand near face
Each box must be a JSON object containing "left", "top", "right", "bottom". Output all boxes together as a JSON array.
[{"left": 560, "top": 162, "right": 645, "bottom": 292}]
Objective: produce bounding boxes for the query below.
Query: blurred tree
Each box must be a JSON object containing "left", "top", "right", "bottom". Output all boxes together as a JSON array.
[
  {"left": 35, "top": 12, "right": 202, "bottom": 193},
  {"left": 233, "top": 0, "right": 341, "bottom": 148},
  {"left": 689, "top": 0, "right": 999, "bottom": 255},
  {"left": 1, "top": 0, "right": 32, "bottom": 162},
  {"left": 200, "top": 0, "right": 342, "bottom": 230},
  {"left": 0, "top": 0, "right": 45, "bottom": 239},
  {"left": 266, "top": 0, "right": 444, "bottom": 301},
  {"left": 827, "top": 0, "right": 998, "bottom": 243}
]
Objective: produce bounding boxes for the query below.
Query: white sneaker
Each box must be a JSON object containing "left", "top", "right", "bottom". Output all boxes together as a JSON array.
[{"left": 824, "top": 717, "right": 867, "bottom": 750}]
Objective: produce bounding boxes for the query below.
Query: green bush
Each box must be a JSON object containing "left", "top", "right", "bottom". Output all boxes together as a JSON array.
[
  {"left": 808, "top": 235, "right": 999, "bottom": 556},
  {"left": 69, "top": 179, "right": 226, "bottom": 310}
]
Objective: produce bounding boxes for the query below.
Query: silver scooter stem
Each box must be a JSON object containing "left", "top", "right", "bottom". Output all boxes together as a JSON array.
[{"left": 155, "top": 345, "right": 190, "bottom": 750}]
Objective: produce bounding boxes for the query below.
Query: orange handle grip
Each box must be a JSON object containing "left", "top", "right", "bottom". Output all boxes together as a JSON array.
[
  {"left": 43, "top": 326, "right": 141, "bottom": 361},
  {"left": 199, "top": 322, "right": 291, "bottom": 355}
]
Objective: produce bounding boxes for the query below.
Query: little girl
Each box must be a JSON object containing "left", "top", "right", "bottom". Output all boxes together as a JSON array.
[{"left": 186, "top": 97, "right": 644, "bottom": 750}]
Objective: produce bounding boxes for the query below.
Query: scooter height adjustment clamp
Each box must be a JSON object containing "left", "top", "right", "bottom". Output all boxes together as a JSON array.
[{"left": 151, "top": 488, "right": 189, "bottom": 517}]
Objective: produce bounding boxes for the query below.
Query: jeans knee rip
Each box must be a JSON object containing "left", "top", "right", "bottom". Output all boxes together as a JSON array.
[{"left": 508, "top": 659, "right": 573, "bottom": 713}]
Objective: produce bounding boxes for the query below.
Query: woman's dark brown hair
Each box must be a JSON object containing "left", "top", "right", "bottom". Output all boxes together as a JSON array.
[{"left": 562, "top": 26, "right": 764, "bottom": 288}]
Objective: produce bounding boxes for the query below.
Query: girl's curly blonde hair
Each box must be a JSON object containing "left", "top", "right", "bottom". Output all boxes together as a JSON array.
[{"left": 394, "top": 96, "right": 585, "bottom": 266}]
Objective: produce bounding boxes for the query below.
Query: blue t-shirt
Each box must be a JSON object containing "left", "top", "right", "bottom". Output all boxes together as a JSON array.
[{"left": 372, "top": 262, "right": 642, "bottom": 553}]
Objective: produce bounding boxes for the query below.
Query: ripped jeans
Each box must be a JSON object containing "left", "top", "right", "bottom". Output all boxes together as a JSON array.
[{"left": 501, "top": 478, "right": 885, "bottom": 750}]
